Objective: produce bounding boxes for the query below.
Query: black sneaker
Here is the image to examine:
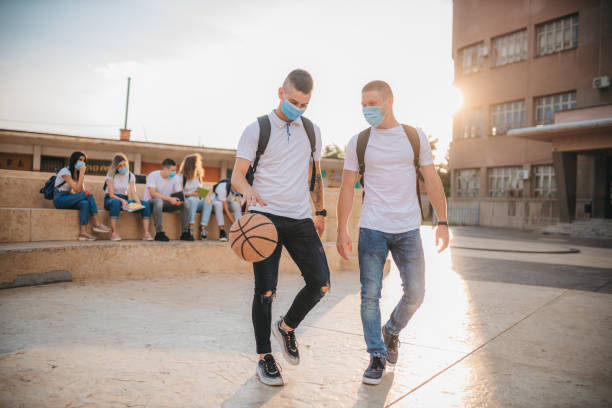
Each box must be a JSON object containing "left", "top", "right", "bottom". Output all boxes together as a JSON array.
[
  {"left": 382, "top": 325, "right": 400, "bottom": 366},
  {"left": 272, "top": 318, "right": 300, "bottom": 365},
  {"left": 180, "top": 231, "right": 194, "bottom": 241},
  {"left": 154, "top": 232, "right": 170, "bottom": 242},
  {"left": 200, "top": 229, "right": 207, "bottom": 240},
  {"left": 256, "top": 354, "right": 283, "bottom": 386},
  {"left": 219, "top": 229, "right": 228, "bottom": 242},
  {"left": 362, "top": 355, "right": 386, "bottom": 385}
]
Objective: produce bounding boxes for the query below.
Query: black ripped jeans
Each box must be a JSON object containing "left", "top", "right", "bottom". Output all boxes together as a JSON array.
[{"left": 251, "top": 211, "right": 331, "bottom": 354}]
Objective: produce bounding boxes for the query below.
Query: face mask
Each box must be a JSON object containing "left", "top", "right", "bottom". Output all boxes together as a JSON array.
[
  {"left": 281, "top": 100, "right": 306, "bottom": 121},
  {"left": 168, "top": 171, "right": 176, "bottom": 178},
  {"left": 362, "top": 106, "right": 384, "bottom": 127},
  {"left": 75, "top": 160, "right": 85, "bottom": 169},
  {"left": 118, "top": 167, "right": 128, "bottom": 174}
]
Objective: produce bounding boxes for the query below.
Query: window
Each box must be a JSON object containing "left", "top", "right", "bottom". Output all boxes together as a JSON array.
[
  {"left": 461, "top": 42, "right": 485, "bottom": 74},
  {"left": 537, "top": 14, "right": 578, "bottom": 56},
  {"left": 456, "top": 169, "right": 480, "bottom": 197},
  {"left": 457, "top": 108, "right": 483, "bottom": 139},
  {"left": 490, "top": 100, "right": 526, "bottom": 135},
  {"left": 493, "top": 29, "right": 527, "bottom": 66},
  {"left": 40, "top": 156, "right": 134, "bottom": 176},
  {"left": 488, "top": 167, "right": 524, "bottom": 197},
  {"left": 535, "top": 91, "right": 576, "bottom": 125},
  {"left": 534, "top": 165, "right": 556, "bottom": 197}
]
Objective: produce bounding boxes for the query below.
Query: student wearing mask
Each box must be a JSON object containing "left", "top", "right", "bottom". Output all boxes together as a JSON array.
[
  {"left": 144, "top": 158, "right": 193, "bottom": 242},
  {"left": 179, "top": 153, "right": 214, "bottom": 240},
  {"left": 104, "top": 153, "right": 153, "bottom": 241},
  {"left": 210, "top": 178, "right": 242, "bottom": 242},
  {"left": 53, "top": 151, "right": 111, "bottom": 240},
  {"left": 336, "top": 80, "right": 449, "bottom": 385}
]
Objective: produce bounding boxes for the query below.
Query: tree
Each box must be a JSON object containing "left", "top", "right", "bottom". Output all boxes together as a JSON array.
[
  {"left": 322, "top": 144, "right": 345, "bottom": 159},
  {"left": 428, "top": 135, "right": 450, "bottom": 197}
]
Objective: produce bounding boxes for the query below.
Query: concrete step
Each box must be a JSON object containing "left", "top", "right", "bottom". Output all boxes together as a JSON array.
[
  {"left": 0, "top": 240, "right": 385, "bottom": 287},
  {"left": 541, "top": 219, "right": 612, "bottom": 239}
]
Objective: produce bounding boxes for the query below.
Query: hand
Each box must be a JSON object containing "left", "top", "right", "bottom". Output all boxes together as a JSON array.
[
  {"left": 79, "top": 165, "right": 87, "bottom": 175},
  {"left": 170, "top": 197, "right": 181, "bottom": 206},
  {"left": 241, "top": 186, "right": 266, "bottom": 208},
  {"left": 314, "top": 215, "right": 325, "bottom": 237},
  {"left": 435, "top": 225, "right": 450, "bottom": 253},
  {"left": 84, "top": 190, "right": 92, "bottom": 197},
  {"left": 336, "top": 229, "right": 353, "bottom": 260},
  {"left": 120, "top": 199, "right": 128, "bottom": 209}
]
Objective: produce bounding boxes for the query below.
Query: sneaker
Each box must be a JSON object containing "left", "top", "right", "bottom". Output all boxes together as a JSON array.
[
  {"left": 93, "top": 224, "right": 111, "bottom": 234},
  {"left": 142, "top": 233, "right": 154, "bottom": 241},
  {"left": 382, "top": 325, "right": 400, "bottom": 366},
  {"left": 362, "top": 355, "right": 386, "bottom": 385},
  {"left": 180, "top": 231, "right": 194, "bottom": 241},
  {"left": 110, "top": 234, "right": 122, "bottom": 241},
  {"left": 256, "top": 354, "right": 283, "bottom": 386},
  {"left": 219, "top": 229, "right": 228, "bottom": 242},
  {"left": 78, "top": 233, "right": 96, "bottom": 241},
  {"left": 154, "top": 232, "right": 170, "bottom": 242},
  {"left": 200, "top": 229, "right": 207, "bottom": 240},
  {"left": 272, "top": 318, "right": 300, "bottom": 365}
]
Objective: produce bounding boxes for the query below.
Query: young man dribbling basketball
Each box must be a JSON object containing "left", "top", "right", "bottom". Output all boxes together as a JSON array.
[
  {"left": 336, "top": 80, "right": 450, "bottom": 385},
  {"left": 231, "top": 69, "right": 330, "bottom": 386}
]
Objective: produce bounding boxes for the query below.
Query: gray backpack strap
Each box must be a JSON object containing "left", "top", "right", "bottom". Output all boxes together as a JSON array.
[
  {"left": 356, "top": 127, "right": 372, "bottom": 189},
  {"left": 402, "top": 124, "right": 424, "bottom": 220},
  {"left": 246, "top": 115, "right": 271, "bottom": 185},
  {"left": 301, "top": 116, "right": 317, "bottom": 191}
]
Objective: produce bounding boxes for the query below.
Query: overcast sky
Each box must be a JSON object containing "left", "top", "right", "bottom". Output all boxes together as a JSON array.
[{"left": 0, "top": 0, "right": 460, "bottom": 162}]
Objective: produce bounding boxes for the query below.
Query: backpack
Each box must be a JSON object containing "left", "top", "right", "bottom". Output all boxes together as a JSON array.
[
  {"left": 40, "top": 175, "right": 66, "bottom": 200},
  {"left": 213, "top": 179, "right": 231, "bottom": 199},
  {"left": 103, "top": 172, "right": 131, "bottom": 192},
  {"left": 245, "top": 115, "right": 317, "bottom": 191},
  {"left": 357, "top": 124, "right": 424, "bottom": 220}
]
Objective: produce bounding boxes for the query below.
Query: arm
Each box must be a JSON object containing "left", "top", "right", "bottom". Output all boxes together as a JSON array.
[
  {"left": 222, "top": 200, "right": 235, "bottom": 225},
  {"left": 128, "top": 179, "right": 141, "bottom": 204},
  {"left": 107, "top": 180, "right": 128, "bottom": 207},
  {"left": 148, "top": 187, "right": 180, "bottom": 205},
  {"left": 420, "top": 164, "right": 449, "bottom": 252},
  {"left": 309, "top": 160, "right": 325, "bottom": 236},
  {"left": 62, "top": 166, "right": 86, "bottom": 193},
  {"left": 230, "top": 157, "right": 266, "bottom": 207},
  {"left": 336, "top": 169, "right": 358, "bottom": 260}
]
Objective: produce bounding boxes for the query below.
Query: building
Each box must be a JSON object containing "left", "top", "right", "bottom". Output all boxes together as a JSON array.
[
  {"left": 0, "top": 129, "right": 344, "bottom": 186},
  {"left": 449, "top": 0, "right": 612, "bottom": 232}
]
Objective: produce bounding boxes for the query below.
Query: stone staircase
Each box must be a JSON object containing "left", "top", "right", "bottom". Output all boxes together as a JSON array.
[{"left": 0, "top": 170, "right": 373, "bottom": 287}]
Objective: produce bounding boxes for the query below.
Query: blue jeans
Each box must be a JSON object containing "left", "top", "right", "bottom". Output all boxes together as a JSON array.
[
  {"left": 53, "top": 191, "right": 98, "bottom": 225},
  {"left": 104, "top": 194, "right": 150, "bottom": 219},
  {"left": 185, "top": 196, "right": 213, "bottom": 226},
  {"left": 359, "top": 227, "right": 425, "bottom": 357}
]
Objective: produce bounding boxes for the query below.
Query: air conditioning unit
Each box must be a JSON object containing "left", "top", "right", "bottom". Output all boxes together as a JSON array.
[{"left": 593, "top": 76, "right": 610, "bottom": 89}]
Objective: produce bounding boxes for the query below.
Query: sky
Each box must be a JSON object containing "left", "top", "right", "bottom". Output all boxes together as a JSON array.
[{"left": 0, "top": 0, "right": 460, "bottom": 163}]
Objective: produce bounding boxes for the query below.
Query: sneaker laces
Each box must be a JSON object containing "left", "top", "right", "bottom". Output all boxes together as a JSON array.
[
  {"left": 286, "top": 329, "right": 298, "bottom": 353},
  {"left": 263, "top": 355, "right": 282, "bottom": 375},
  {"left": 371, "top": 356, "right": 385, "bottom": 370},
  {"left": 388, "top": 334, "right": 400, "bottom": 351}
]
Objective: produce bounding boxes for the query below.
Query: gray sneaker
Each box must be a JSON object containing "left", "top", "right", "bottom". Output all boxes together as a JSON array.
[
  {"left": 272, "top": 318, "right": 300, "bottom": 365},
  {"left": 256, "top": 354, "right": 284, "bottom": 386},
  {"left": 382, "top": 325, "right": 400, "bottom": 366},
  {"left": 362, "top": 355, "right": 386, "bottom": 385}
]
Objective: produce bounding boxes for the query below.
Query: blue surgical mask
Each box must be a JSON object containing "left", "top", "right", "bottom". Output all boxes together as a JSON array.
[
  {"left": 118, "top": 167, "right": 128, "bottom": 174},
  {"left": 362, "top": 106, "right": 384, "bottom": 127},
  {"left": 75, "top": 160, "right": 85, "bottom": 169},
  {"left": 281, "top": 100, "right": 306, "bottom": 121},
  {"left": 169, "top": 171, "right": 176, "bottom": 178}
]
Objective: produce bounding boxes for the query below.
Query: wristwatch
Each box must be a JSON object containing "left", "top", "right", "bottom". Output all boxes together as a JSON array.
[
  {"left": 437, "top": 221, "right": 449, "bottom": 226},
  {"left": 315, "top": 209, "right": 327, "bottom": 217}
]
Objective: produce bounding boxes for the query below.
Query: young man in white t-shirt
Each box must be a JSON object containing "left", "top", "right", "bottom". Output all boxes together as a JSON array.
[
  {"left": 144, "top": 158, "right": 193, "bottom": 242},
  {"left": 231, "top": 69, "right": 330, "bottom": 386},
  {"left": 211, "top": 179, "right": 242, "bottom": 242},
  {"left": 336, "top": 80, "right": 450, "bottom": 385}
]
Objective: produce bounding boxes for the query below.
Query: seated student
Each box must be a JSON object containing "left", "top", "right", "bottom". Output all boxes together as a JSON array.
[
  {"left": 179, "top": 153, "right": 214, "bottom": 240},
  {"left": 104, "top": 153, "right": 153, "bottom": 241},
  {"left": 144, "top": 158, "right": 193, "bottom": 242},
  {"left": 212, "top": 179, "right": 242, "bottom": 242},
  {"left": 53, "top": 151, "right": 111, "bottom": 240}
]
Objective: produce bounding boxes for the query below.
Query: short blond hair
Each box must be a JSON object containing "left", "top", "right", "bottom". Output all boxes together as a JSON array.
[{"left": 362, "top": 80, "right": 393, "bottom": 100}]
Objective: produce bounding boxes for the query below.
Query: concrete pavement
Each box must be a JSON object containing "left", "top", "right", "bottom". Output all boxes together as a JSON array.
[{"left": 0, "top": 227, "right": 611, "bottom": 407}]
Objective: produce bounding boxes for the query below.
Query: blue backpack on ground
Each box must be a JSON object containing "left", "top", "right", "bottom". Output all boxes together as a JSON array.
[{"left": 40, "top": 175, "right": 65, "bottom": 200}]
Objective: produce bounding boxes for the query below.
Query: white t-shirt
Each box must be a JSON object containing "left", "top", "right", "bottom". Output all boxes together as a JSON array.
[
  {"left": 344, "top": 125, "right": 433, "bottom": 234},
  {"left": 181, "top": 176, "right": 201, "bottom": 195},
  {"left": 55, "top": 167, "right": 72, "bottom": 192},
  {"left": 105, "top": 172, "right": 135, "bottom": 195},
  {"left": 236, "top": 111, "right": 322, "bottom": 219},
  {"left": 144, "top": 170, "right": 181, "bottom": 201}
]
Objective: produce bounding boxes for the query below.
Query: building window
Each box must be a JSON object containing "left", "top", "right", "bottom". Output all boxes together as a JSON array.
[
  {"left": 490, "top": 101, "right": 526, "bottom": 135},
  {"left": 41, "top": 156, "right": 134, "bottom": 176},
  {"left": 493, "top": 29, "right": 527, "bottom": 66},
  {"left": 537, "top": 14, "right": 578, "bottom": 56},
  {"left": 457, "top": 108, "right": 483, "bottom": 139},
  {"left": 488, "top": 167, "right": 524, "bottom": 197},
  {"left": 456, "top": 169, "right": 480, "bottom": 197},
  {"left": 461, "top": 42, "right": 486, "bottom": 74},
  {"left": 535, "top": 91, "right": 576, "bottom": 125},
  {"left": 533, "top": 165, "right": 556, "bottom": 197}
]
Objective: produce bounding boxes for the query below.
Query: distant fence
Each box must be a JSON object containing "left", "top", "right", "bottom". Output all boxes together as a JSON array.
[{"left": 435, "top": 202, "right": 480, "bottom": 226}]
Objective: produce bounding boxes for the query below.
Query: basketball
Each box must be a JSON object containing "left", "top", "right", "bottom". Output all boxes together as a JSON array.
[{"left": 229, "top": 213, "right": 278, "bottom": 262}]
